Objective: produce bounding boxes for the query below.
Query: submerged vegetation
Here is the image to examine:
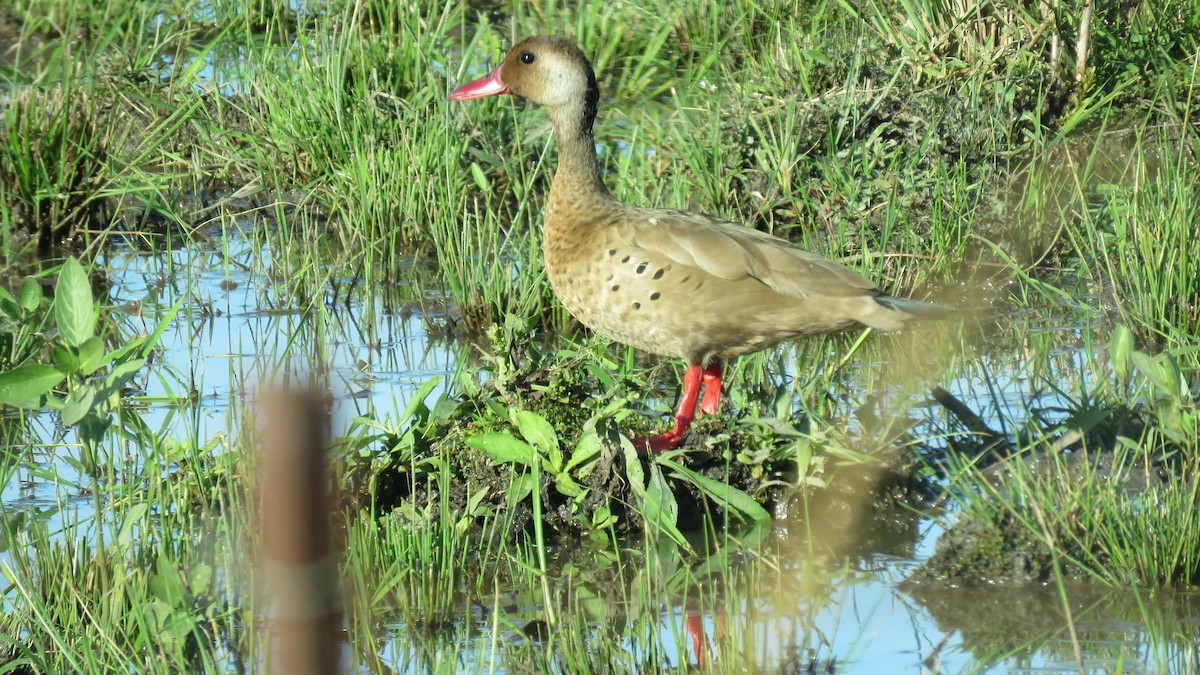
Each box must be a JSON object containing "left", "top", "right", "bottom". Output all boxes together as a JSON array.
[{"left": 1, "top": 0, "right": 1198, "bottom": 671}]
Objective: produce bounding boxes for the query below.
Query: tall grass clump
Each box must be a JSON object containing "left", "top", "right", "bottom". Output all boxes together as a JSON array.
[
  {"left": 943, "top": 440, "right": 1200, "bottom": 586},
  {"left": 243, "top": 3, "right": 471, "bottom": 258},
  {"left": 0, "top": 502, "right": 247, "bottom": 673},
  {"left": 427, "top": 196, "right": 564, "bottom": 331},
  {"left": 339, "top": 467, "right": 496, "bottom": 672},
  {"left": 1075, "top": 124, "right": 1198, "bottom": 344},
  {"left": 0, "top": 85, "right": 111, "bottom": 251},
  {"left": 1, "top": 2, "right": 233, "bottom": 255}
]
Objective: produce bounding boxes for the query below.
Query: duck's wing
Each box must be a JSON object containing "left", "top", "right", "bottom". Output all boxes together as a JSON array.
[{"left": 625, "top": 208, "right": 879, "bottom": 299}]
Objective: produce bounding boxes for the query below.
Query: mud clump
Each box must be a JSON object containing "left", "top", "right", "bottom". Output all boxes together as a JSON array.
[
  {"left": 337, "top": 343, "right": 802, "bottom": 544},
  {"left": 906, "top": 510, "right": 1068, "bottom": 586},
  {"left": 375, "top": 419, "right": 788, "bottom": 545}
]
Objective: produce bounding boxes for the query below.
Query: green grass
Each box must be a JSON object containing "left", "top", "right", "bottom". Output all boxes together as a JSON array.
[
  {"left": 3, "top": 0, "right": 1194, "bottom": 329},
  {"left": 1073, "top": 123, "right": 1199, "bottom": 345}
]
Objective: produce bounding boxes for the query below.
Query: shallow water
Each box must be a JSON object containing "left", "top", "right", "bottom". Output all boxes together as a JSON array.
[{"left": 3, "top": 234, "right": 1197, "bottom": 674}]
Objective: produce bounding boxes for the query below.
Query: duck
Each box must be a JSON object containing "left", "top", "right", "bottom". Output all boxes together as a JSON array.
[{"left": 449, "top": 36, "right": 951, "bottom": 454}]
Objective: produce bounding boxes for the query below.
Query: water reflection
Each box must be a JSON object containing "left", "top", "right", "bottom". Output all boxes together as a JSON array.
[{"left": 0, "top": 236, "right": 462, "bottom": 511}]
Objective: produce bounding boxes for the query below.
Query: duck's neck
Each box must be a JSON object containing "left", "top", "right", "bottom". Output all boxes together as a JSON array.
[{"left": 546, "top": 95, "right": 612, "bottom": 207}]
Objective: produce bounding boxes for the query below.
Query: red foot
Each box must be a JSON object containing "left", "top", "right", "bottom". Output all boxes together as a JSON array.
[
  {"left": 630, "top": 430, "right": 687, "bottom": 454},
  {"left": 631, "top": 361, "right": 724, "bottom": 455}
]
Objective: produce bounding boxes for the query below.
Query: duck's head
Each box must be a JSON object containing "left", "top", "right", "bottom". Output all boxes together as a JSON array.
[{"left": 449, "top": 36, "right": 598, "bottom": 113}]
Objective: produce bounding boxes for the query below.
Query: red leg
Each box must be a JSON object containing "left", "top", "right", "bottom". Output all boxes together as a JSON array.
[
  {"left": 698, "top": 361, "right": 723, "bottom": 417},
  {"left": 631, "top": 363, "right": 703, "bottom": 454},
  {"left": 686, "top": 612, "right": 709, "bottom": 666}
]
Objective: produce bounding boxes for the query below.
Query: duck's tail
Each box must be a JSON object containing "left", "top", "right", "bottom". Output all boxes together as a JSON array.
[{"left": 873, "top": 295, "right": 961, "bottom": 321}]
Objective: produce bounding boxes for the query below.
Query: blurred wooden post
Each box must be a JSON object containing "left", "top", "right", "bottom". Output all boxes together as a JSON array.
[
  {"left": 261, "top": 387, "right": 340, "bottom": 675},
  {"left": 1074, "top": 0, "right": 1094, "bottom": 85}
]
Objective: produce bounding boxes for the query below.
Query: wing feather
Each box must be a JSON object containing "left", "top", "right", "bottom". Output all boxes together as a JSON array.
[{"left": 627, "top": 209, "right": 877, "bottom": 298}]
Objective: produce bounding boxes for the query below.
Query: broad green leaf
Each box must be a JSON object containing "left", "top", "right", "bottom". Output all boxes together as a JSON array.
[
  {"left": 643, "top": 462, "right": 686, "bottom": 546},
  {"left": 622, "top": 441, "right": 690, "bottom": 551},
  {"left": 516, "top": 411, "right": 557, "bottom": 452},
  {"left": 54, "top": 257, "right": 96, "bottom": 348},
  {"left": 466, "top": 486, "right": 491, "bottom": 517},
  {"left": 399, "top": 377, "right": 442, "bottom": 425},
  {"left": 77, "top": 337, "right": 105, "bottom": 375},
  {"left": 52, "top": 345, "right": 79, "bottom": 373},
  {"left": 804, "top": 48, "right": 837, "bottom": 68},
  {"left": 40, "top": 393, "right": 64, "bottom": 411},
  {"left": 61, "top": 385, "right": 97, "bottom": 426},
  {"left": 554, "top": 473, "right": 584, "bottom": 498},
  {"left": 0, "top": 364, "right": 66, "bottom": 406},
  {"left": 660, "top": 458, "right": 773, "bottom": 525},
  {"left": 188, "top": 564, "right": 213, "bottom": 595},
  {"left": 565, "top": 429, "right": 602, "bottom": 473},
  {"left": 469, "top": 162, "right": 490, "bottom": 192},
  {"left": 0, "top": 297, "right": 21, "bottom": 322},
  {"left": 78, "top": 413, "right": 112, "bottom": 449},
  {"left": 621, "top": 437, "right": 646, "bottom": 498},
  {"left": 1132, "top": 352, "right": 1184, "bottom": 399},
  {"left": 516, "top": 411, "right": 559, "bottom": 468},
  {"left": 485, "top": 399, "right": 508, "bottom": 417},
  {"left": 145, "top": 601, "right": 174, "bottom": 632},
  {"left": 591, "top": 506, "right": 616, "bottom": 530},
  {"left": 1155, "top": 400, "right": 1186, "bottom": 442},
  {"left": 467, "top": 432, "right": 536, "bottom": 466},
  {"left": 1062, "top": 408, "right": 1112, "bottom": 436},
  {"left": 348, "top": 415, "right": 392, "bottom": 434},
  {"left": 789, "top": 439, "right": 822, "bottom": 487},
  {"left": 18, "top": 277, "right": 41, "bottom": 312},
  {"left": 98, "top": 358, "right": 146, "bottom": 401},
  {"left": 506, "top": 472, "right": 534, "bottom": 510},
  {"left": 1114, "top": 435, "right": 1141, "bottom": 451},
  {"left": 0, "top": 284, "right": 19, "bottom": 321},
  {"left": 586, "top": 363, "right": 616, "bottom": 388},
  {"left": 431, "top": 395, "right": 460, "bottom": 423},
  {"left": 1108, "top": 325, "right": 1134, "bottom": 381},
  {"left": 151, "top": 558, "right": 187, "bottom": 607},
  {"left": 645, "top": 466, "right": 673, "bottom": 520},
  {"left": 160, "top": 611, "right": 198, "bottom": 647}
]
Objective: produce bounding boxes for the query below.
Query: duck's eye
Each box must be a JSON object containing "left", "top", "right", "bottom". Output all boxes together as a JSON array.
[{"left": 519, "top": 52, "right": 535, "bottom": 65}]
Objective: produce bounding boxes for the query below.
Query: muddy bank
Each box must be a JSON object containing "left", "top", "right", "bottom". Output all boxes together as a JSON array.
[{"left": 908, "top": 447, "right": 1195, "bottom": 587}]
